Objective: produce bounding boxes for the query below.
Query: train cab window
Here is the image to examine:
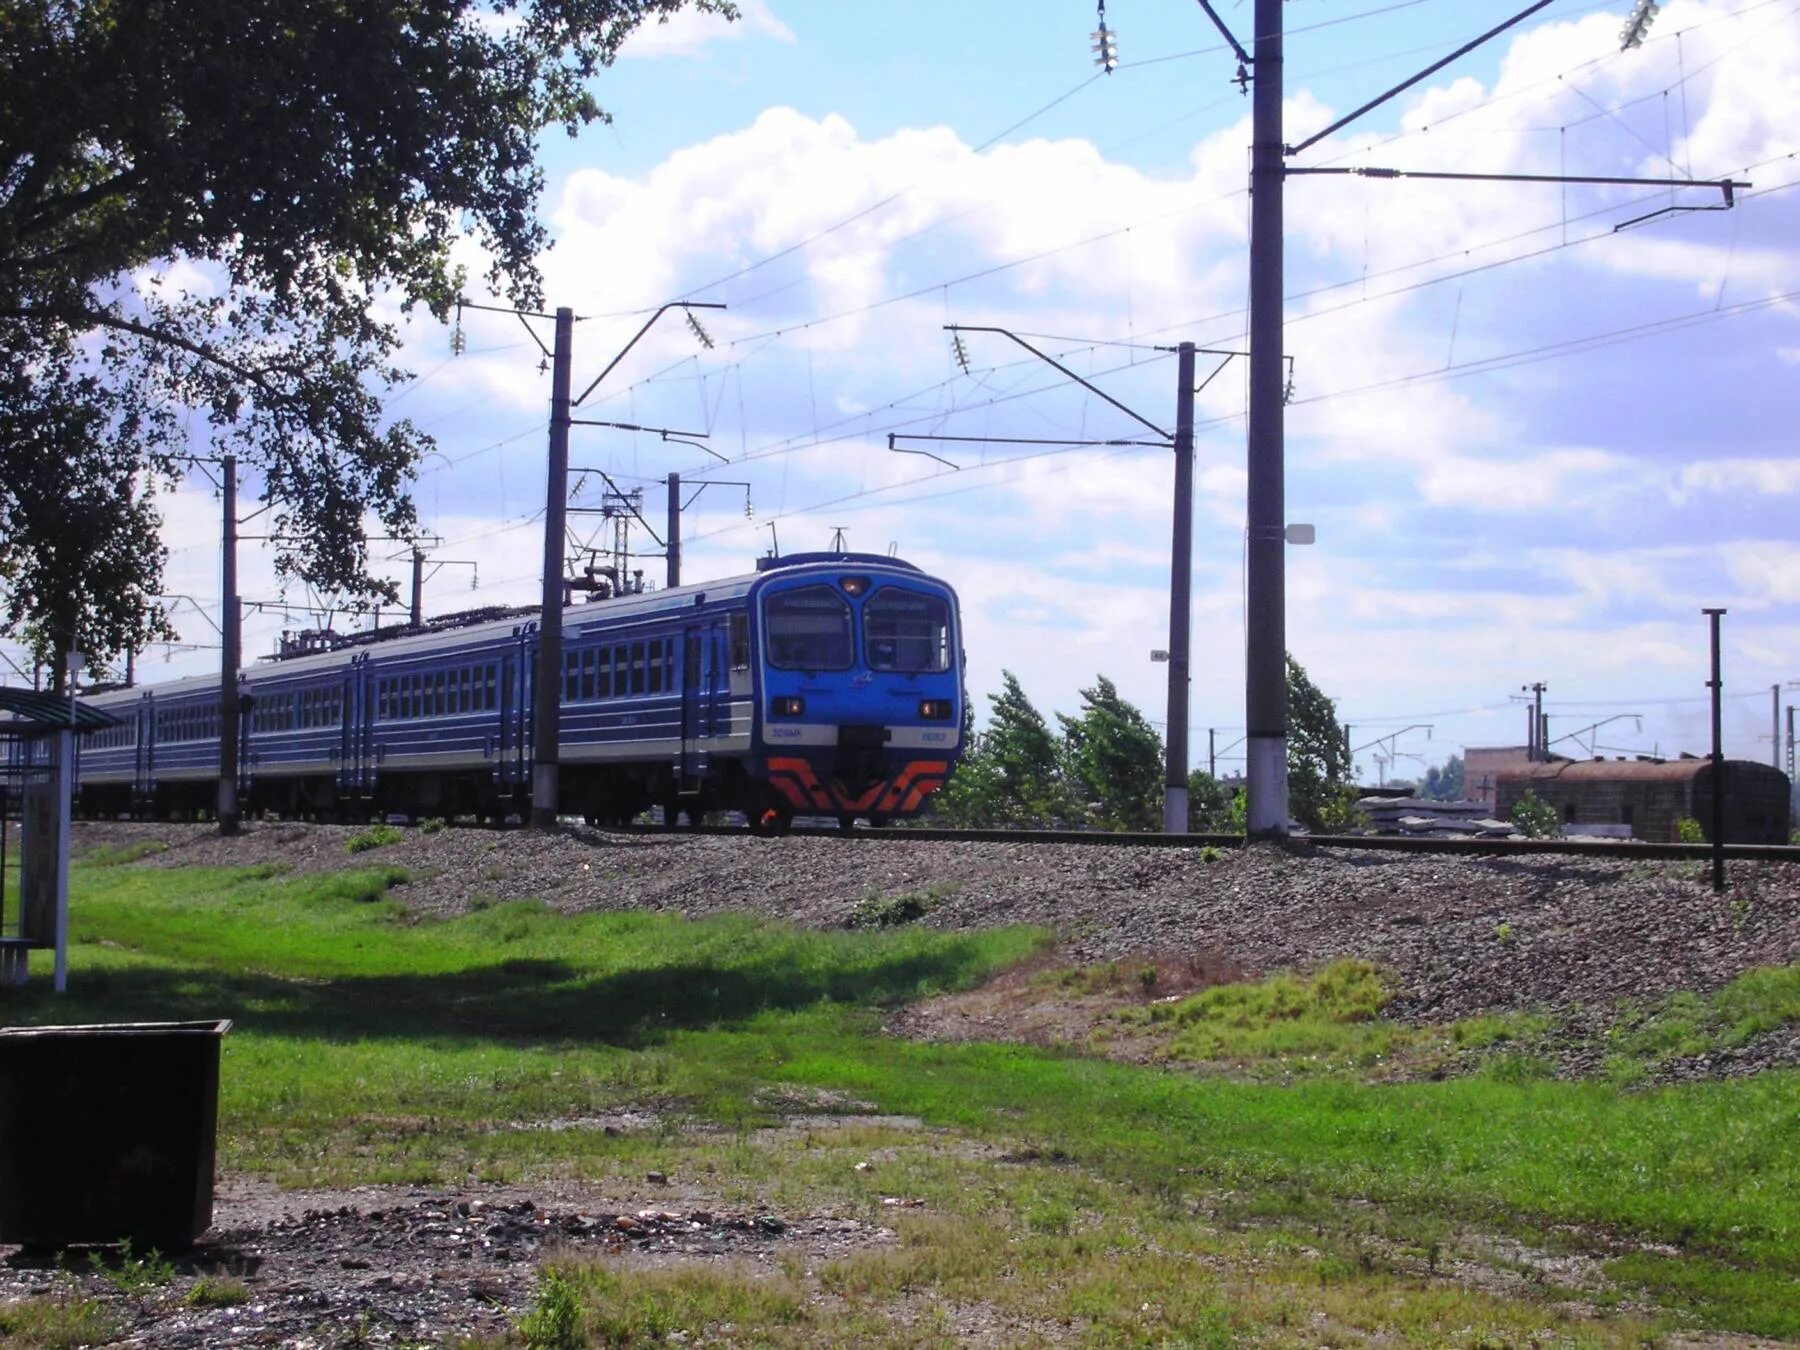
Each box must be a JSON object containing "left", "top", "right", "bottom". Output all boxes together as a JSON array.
[
  {"left": 729, "top": 613, "right": 750, "bottom": 671},
  {"left": 764, "top": 586, "right": 853, "bottom": 671},
  {"left": 864, "top": 589, "right": 952, "bottom": 673}
]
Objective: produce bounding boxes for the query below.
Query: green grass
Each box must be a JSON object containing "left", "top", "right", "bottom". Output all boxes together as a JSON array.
[
  {"left": 0, "top": 1287, "right": 117, "bottom": 1348},
  {"left": 1605, "top": 962, "right": 1800, "bottom": 1080},
  {"left": 7, "top": 858, "right": 1798, "bottom": 1341}
]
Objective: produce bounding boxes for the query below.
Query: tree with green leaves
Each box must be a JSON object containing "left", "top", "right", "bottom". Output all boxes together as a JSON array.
[
  {"left": 984, "top": 670, "right": 1071, "bottom": 824},
  {"left": 933, "top": 671, "right": 1072, "bottom": 827},
  {"left": 1058, "top": 676, "right": 1163, "bottom": 832},
  {"left": 1185, "top": 769, "right": 1243, "bottom": 833},
  {"left": 1286, "top": 654, "right": 1353, "bottom": 831},
  {"left": 1422, "top": 754, "right": 1466, "bottom": 801},
  {"left": 1, "top": 0, "right": 731, "bottom": 682}
]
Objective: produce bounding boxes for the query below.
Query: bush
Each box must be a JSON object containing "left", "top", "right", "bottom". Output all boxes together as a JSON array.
[
  {"left": 1676, "top": 817, "right": 1706, "bottom": 844},
  {"left": 346, "top": 822, "right": 404, "bottom": 854},
  {"left": 419, "top": 816, "right": 447, "bottom": 835},
  {"left": 1509, "top": 790, "right": 1559, "bottom": 839}
]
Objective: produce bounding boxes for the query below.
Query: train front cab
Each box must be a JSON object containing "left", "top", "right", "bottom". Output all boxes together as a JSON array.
[{"left": 752, "top": 557, "right": 961, "bottom": 830}]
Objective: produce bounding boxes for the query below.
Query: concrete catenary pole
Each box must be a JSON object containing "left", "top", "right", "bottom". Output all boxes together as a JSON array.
[
  {"left": 1164, "top": 342, "right": 1197, "bottom": 833},
  {"left": 1245, "top": 0, "right": 1289, "bottom": 836},
  {"left": 531, "top": 307, "right": 575, "bottom": 830},
  {"left": 218, "top": 454, "right": 241, "bottom": 837},
  {"left": 410, "top": 548, "right": 425, "bottom": 628}
]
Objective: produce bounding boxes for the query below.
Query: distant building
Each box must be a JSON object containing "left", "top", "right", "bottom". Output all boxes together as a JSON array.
[
  {"left": 1496, "top": 757, "right": 1792, "bottom": 844},
  {"left": 1464, "top": 745, "right": 1547, "bottom": 810}
]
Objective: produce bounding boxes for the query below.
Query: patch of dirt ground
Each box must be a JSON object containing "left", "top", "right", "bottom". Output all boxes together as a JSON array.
[{"left": 1, "top": 1176, "right": 896, "bottom": 1347}]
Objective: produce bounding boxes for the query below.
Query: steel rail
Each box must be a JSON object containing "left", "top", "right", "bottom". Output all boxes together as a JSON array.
[{"left": 614, "top": 822, "right": 1800, "bottom": 862}]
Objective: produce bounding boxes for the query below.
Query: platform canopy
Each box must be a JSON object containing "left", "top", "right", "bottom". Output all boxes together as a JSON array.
[{"left": 0, "top": 687, "right": 121, "bottom": 739}]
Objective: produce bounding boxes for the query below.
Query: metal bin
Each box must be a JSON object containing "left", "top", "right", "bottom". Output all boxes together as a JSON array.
[{"left": 0, "top": 1020, "right": 231, "bottom": 1250}]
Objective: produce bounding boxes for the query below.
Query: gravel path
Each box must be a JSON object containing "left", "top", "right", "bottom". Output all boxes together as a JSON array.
[{"left": 75, "top": 821, "right": 1800, "bottom": 1027}]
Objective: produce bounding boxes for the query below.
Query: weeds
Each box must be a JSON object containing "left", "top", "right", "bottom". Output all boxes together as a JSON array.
[
  {"left": 346, "top": 822, "right": 404, "bottom": 854},
  {"left": 0, "top": 1283, "right": 116, "bottom": 1348},
  {"left": 183, "top": 1274, "right": 251, "bottom": 1308},
  {"left": 847, "top": 881, "right": 958, "bottom": 929},
  {"left": 419, "top": 817, "right": 448, "bottom": 835},
  {"left": 89, "top": 1239, "right": 175, "bottom": 1298},
  {"left": 517, "top": 1268, "right": 583, "bottom": 1349}
]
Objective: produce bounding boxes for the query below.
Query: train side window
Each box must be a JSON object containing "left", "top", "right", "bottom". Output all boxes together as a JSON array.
[
  {"left": 628, "top": 641, "right": 645, "bottom": 695},
  {"left": 729, "top": 613, "right": 750, "bottom": 670},
  {"left": 596, "top": 648, "right": 612, "bottom": 700},
  {"left": 564, "top": 649, "right": 579, "bottom": 702},
  {"left": 648, "top": 640, "right": 665, "bottom": 695}
]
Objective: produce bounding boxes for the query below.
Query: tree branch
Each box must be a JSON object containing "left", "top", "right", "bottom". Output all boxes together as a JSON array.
[
  {"left": 0, "top": 302, "right": 291, "bottom": 408},
  {"left": 16, "top": 166, "right": 147, "bottom": 239}
]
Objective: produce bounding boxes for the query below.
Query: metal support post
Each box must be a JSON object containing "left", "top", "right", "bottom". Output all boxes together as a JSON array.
[
  {"left": 531, "top": 307, "right": 574, "bottom": 830},
  {"left": 1245, "top": 0, "right": 1289, "bottom": 836},
  {"left": 666, "top": 472, "right": 681, "bottom": 590},
  {"left": 1773, "top": 684, "right": 1782, "bottom": 770},
  {"left": 218, "top": 454, "right": 241, "bottom": 837},
  {"left": 410, "top": 548, "right": 425, "bottom": 627},
  {"left": 1164, "top": 343, "right": 1197, "bottom": 833},
  {"left": 1704, "top": 608, "right": 1726, "bottom": 892}
]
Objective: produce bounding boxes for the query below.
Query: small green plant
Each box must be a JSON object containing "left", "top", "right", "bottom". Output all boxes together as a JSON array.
[
  {"left": 346, "top": 822, "right": 404, "bottom": 854},
  {"left": 1494, "top": 921, "right": 1514, "bottom": 944},
  {"left": 419, "top": 816, "right": 448, "bottom": 835},
  {"left": 1315, "top": 787, "right": 1368, "bottom": 834},
  {"left": 1509, "top": 790, "right": 1559, "bottom": 839},
  {"left": 847, "top": 881, "right": 958, "bottom": 929},
  {"left": 90, "top": 1239, "right": 176, "bottom": 1298},
  {"left": 184, "top": 1274, "right": 251, "bottom": 1308},
  {"left": 518, "top": 1267, "right": 584, "bottom": 1350},
  {"left": 1199, "top": 844, "right": 1221, "bottom": 862},
  {"left": 1676, "top": 816, "right": 1706, "bottom": 844}
]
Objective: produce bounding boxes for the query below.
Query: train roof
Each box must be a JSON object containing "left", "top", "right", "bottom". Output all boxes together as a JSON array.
[{"left": 73, "top": 554, "right": 948, "bottom": 709}]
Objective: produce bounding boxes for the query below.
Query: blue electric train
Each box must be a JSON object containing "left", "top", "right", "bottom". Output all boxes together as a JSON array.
[{"left": 71, "top": 553, "right": 964, "bottom": 832}]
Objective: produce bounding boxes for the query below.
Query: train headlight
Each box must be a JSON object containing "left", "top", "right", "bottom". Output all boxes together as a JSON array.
[
  {"left": 918, "top": 699, "right": 954, "bottom": 721},
  {"left": 770, "top": 696, "right": 805, "bottom": 718},
  {"left": 839, "top": 576, "right": 870, "bottom": 597}
]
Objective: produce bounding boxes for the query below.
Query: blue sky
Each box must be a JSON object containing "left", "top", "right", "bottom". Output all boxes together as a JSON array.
[{"left": 86, "top": 0, "right": 1800, "bottom": 781}]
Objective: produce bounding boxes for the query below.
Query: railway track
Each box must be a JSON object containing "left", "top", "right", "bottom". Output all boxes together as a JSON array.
[{"left": 645, "top": 820, "right": 1800, "bottom": 863}]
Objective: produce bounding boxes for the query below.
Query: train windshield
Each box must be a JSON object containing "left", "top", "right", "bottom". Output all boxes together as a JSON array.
[
  {"left": 764, "top": 586, "right": 854, "bottom": 670},
  {"left": 865, "top": 588, "right": 952, "bottom": 673}
]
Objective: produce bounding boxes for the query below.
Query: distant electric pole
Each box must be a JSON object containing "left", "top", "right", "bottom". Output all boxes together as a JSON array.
[
  {"left": 1522, "top": 682, "right": 1547, "bottom": 761},
  {"left": 1704, "top": 608, "right": 1727, "bottom": 892}
]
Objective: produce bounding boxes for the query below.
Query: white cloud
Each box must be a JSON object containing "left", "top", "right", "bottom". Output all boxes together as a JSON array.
[
  {"left": 619, "top": 0, "right": 794, "bottom": 59},
  {"left": 1671, "top": 457, "right": 1800, "bottom": 500}
]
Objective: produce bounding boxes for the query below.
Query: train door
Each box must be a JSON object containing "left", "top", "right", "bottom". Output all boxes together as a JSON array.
[
  {"left": 679, "top": 625, "right": 708, "bottom": 787},
  {"left": 347, "top": 654, "right": 374, "bottom": 803},
  {"left": 133, "top": 694, "right": 153, "bottom": 812},
  {"left": 337, "top": 662, "right": 360, "bottom": 802}
]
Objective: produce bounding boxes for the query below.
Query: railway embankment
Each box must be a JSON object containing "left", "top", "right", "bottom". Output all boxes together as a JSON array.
[{"left": 70, "top": 820, "right": 1800, "bottom": 1071}]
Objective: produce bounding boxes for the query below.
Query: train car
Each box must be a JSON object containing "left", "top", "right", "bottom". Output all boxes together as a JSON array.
[{"left": 73, "top": 552, "right": 964, "bottom": 831}]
